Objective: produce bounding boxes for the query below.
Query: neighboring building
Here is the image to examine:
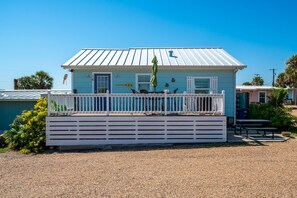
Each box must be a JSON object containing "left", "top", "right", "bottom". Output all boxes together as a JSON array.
[
  {"left": 45, "top": 47, "right": 246, "bottom": 146},
  {"left": 0, "top": 89, "right": 70, "bottom": 133},
  {"left": 236, "top": 86, "right": 297, "bottom": 105}
]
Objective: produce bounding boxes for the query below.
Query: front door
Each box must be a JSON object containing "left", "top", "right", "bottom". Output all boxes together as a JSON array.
[
  {"left": 94, "top": 74, "right": 111, "bottom": 94},
  {"left": 94, "top": 74, "right": 111, "bottom": 111}
]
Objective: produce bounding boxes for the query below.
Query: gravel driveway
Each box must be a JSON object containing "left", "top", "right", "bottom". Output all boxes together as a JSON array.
[{"left": 1, "top": 140, "right": 297, "bottom": 197}]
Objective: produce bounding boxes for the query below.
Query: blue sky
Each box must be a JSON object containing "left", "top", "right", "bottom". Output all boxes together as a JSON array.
[{"left": 0, "top": 0, "right": 296, "bottom": 89}]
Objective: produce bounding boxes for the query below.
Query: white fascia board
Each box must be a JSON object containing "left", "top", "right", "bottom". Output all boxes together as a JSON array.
[{"left": 62, "top": 65, "right": 246, "bottom": 71}]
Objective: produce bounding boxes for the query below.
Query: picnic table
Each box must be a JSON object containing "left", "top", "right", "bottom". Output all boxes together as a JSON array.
[{"left": 236, "top": 119, "right": 277, "bottom": 139}]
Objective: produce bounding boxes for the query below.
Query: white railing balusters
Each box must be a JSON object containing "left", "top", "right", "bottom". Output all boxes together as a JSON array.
[{"left": 48, "top": 92, "right": 225, "bottom": 116}]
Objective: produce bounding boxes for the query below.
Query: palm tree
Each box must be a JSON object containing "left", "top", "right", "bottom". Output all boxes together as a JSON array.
[
  {"left": 275, "top": 72, "right": 287, "bottom": 88},
  {"left": 251, "top": 74, "right": 264, "bottom": 86},
  {"left": 17, "top": 71, "right": 53, "bottom": 89},
  {"left": 285, "top": 54, "right": 297, "bottom": 88}
]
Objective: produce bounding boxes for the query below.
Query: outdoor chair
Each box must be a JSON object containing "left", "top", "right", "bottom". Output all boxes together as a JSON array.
[
  {"left": 130, "top": 89, "right": 138, "bottom": 94},
  {"left": 140, "top": 89, "right": 148, "bottom": 93}
]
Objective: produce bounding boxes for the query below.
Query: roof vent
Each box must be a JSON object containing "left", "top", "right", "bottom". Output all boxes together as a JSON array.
[{"left": 168, "top": 50, "right": 174, "bottom": 57}]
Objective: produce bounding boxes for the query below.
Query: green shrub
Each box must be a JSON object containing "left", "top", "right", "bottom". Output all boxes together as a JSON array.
[
  {"left": 0, "top": 135, "right": 7, "bottom": 148},
  {"left": 51, "top": 100, "right": 67, "bottom": 111},
  {"left": 267, "top": 88, "right": 288, "bottom": 107},
  {"left": 3, "top": 97, "right": 47, "bottom": 153},
  {"left": 249, "top": 103, "right": 297, "bottom": 131}
]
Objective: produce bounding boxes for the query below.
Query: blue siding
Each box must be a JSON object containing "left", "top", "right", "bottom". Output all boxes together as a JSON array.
[
  {"left": 72, "top": 70, "right": 235, "bottom": 117},
  {"left": 0, "top": 101, "right": 36, "bottom": 131}
]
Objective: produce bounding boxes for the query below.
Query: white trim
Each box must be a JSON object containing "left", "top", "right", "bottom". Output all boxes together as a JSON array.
[
  {"left": 92, "top": 72, "right": 113, "bottom": 93},
  {"left": 63, "top": 66, "right": 246, "bottom": 71},
  {"left": 135, "top": 73, "right": 152, "bottom": 92},
  {"left": 234, "top": 70, "right": 237, "bottom": 123},
  {"left": 71, "top": 70, "right": 74, "bottom": 93},
  {"left": 258, "top": 91, "right": 266, "bottom": 103}
]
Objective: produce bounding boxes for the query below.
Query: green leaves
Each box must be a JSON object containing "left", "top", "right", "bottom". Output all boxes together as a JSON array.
[
  {"left": 17, "top": 71, "right": 53, "bottom": 89},
  {"left": 285, "top": 54, "right": 297, "bottom": 88},
  {"left": 249, "top": 103, "right": 296, "bottom": 131},
  {"left": 267, "top": 88, "right": 288, "bottom": 107}
]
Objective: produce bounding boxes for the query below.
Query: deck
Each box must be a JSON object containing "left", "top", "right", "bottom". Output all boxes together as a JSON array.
[{"left": 46, "top": 92, "right": 227, "bottom": 146}]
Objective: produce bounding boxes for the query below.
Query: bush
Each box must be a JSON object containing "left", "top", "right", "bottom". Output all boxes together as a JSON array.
[
  {"left": 249, "top": 103, "right": 297, "bottom": 131},
  {"left": 3, "top": 97, "right": 47, "bottom": 153},
  {"left": 0, "top": 135, "right": 7, "bottom": 148},
  {"left": 267, "top": 88, "right": 288, "bottom": 107}
]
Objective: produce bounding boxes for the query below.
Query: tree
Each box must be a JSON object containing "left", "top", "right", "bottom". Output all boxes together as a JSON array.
[
  {"left": 251, "top": 74, "right": 264, "bottom": 86},
  {"left": 18, "top": 71, "right": 53, "bottom": 89},
  {"left": 285, "top": 54, "right": 297, "bottom": 88},
  {"left": 267, "top": 89, "right": 288, "bottom": 107},
  {"left": 242, "top": 82, "right": 252, "bottom": 86},
  {"left": 275, "top": 72, "right": 287, "bottom": 88}
]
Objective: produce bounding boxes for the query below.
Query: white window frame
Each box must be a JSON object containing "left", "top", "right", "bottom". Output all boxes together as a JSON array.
[
  {"left": 258, "top": 91, "right": 266, "bottom": 103},
  {"left": 192, "top": 77, "right": 212, "bottom": 94},
  {"left": 92, "top": 72, "right": 112, "bottom": 93},
  {"left": 135, "top": 73, "right": 152, "bottom": 92}
]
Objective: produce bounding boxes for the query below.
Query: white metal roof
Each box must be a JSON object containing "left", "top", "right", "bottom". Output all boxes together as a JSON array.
[
  {"left": 0, "top": 89, "right": 71, "bottom": 101},
  {"left": 62, "top": 48, "right": 245, "bottom": 68},
  {"left": 236, "top": 86, "right": 283, "bottom": 91}
]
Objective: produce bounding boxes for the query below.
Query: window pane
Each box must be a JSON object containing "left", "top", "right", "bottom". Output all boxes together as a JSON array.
[
  {"left": 195, "top": 90, "right": 209, "bottom": 94},
  {"left": 138, "top": 75, "right": 150, "bottom": 82},
  {"left": 259, "top": 92, "right": 265, "bottom": 97},
  {"left": 195, "top": 79, "right": 210, "bottom": 89},
  {"left": 259, "top": 98, "right": 265, "bottom": 103},
  {"left": 259, "top": 92, "right": 265, "bottom": 103},
  {"left": 139, "top": 84, "right": 150, "bottom": 91}
]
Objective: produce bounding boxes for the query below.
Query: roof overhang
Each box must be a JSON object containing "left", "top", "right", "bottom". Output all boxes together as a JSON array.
[{"left": 62, "top": 65, "right": 247, "bottom": 71}]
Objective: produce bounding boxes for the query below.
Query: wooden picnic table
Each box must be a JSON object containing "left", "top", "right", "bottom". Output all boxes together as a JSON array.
[{"left": 236, "top": 119, "right": 277, "bottom": 139}]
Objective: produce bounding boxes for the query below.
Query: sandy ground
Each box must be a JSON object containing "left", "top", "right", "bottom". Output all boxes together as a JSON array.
[{"left": 1, "top": 140, "right": 297, "bottom": 198}]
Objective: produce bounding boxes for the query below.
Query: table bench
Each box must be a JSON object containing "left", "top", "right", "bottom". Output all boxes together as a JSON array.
[
  {"left": 236, "top": 119, "right": 277, "bottom": 139},
  {"left": 245, "top": 127, "right": 277, "bottom": 139}
]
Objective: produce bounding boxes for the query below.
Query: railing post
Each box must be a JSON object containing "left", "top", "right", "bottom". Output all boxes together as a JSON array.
[
  {"left": 183, "top": 91, "right": 187, "bottom": 113},
  {"left": 164, "top": 90, "right": 168, "bottom": 115},
  {"left": 47, "top": 90, "right": 51, "bottom": 116},
  {"left": 222, "top": 90, "right": 225, "bottom": 115},
  {"left": 106, "top": 90, "right": 110, "bottom": 116}
]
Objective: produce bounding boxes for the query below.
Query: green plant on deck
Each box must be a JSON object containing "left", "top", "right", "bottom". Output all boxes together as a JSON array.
[
  {"left": 3, "top": 97, "right": 47, "bottom": 154},
  {"left": 51, "top": 100, "right": 67, "bottom": 111}
]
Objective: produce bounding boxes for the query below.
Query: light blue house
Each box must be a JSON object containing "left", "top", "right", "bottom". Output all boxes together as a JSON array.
[{"left": 46, "top": 47, "right": 246, "bottom": 146}]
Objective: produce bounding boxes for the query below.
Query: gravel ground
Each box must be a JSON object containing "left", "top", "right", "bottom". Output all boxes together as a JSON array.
[{"left": 1, "top": 140, "right": 297, "bottom": 198}]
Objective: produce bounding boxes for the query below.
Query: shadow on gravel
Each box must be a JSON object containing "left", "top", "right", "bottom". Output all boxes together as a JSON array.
[{"left": 45, "top": 141, "right": 268, "bottom": 154}]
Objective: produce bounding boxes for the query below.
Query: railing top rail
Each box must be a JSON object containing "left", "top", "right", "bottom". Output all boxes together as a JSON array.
[{"left": 50, "top": 93, "right": 224, "bottom": 97}]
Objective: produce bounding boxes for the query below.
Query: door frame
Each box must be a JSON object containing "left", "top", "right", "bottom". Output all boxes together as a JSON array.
[{"left": 92, "top": 72, "right": 112, "bottom": 93}]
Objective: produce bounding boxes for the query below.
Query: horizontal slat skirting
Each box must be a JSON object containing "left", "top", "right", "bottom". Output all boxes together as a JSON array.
[{"left": 46, "top": 116, "right": 226, "bottom": 146}]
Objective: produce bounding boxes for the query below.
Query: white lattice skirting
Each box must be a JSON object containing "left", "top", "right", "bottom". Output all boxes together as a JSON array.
[{"left": 46, "top": 116, "right": 227, "bottom": 146}]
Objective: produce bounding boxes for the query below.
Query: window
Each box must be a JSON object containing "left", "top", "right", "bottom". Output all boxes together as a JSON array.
[
  {"left": 194, "top": 78, "right": 211, "bottom": 94},
  {"left": 259, "top": 92, "right": 266, "bottom": 103},
  {"left": 187, "top": 76, "right": 218, "bottom": 94},
  {"left": 136, "top": 74, "right": 151, "bottom": 92}
]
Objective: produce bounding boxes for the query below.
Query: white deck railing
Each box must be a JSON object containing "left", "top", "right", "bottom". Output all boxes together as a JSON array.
[{"left": 48, "top": 91, "right": 225, "bottom": 116}]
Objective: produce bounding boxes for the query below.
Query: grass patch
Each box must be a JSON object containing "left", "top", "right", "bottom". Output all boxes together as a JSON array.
[{"left": 0, "top": 147, "right": 9, "bottom": 153}]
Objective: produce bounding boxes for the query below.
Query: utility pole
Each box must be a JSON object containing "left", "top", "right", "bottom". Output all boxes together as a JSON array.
[{"left": 270, "top": 68, "right": 276, "bottom": 87}]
